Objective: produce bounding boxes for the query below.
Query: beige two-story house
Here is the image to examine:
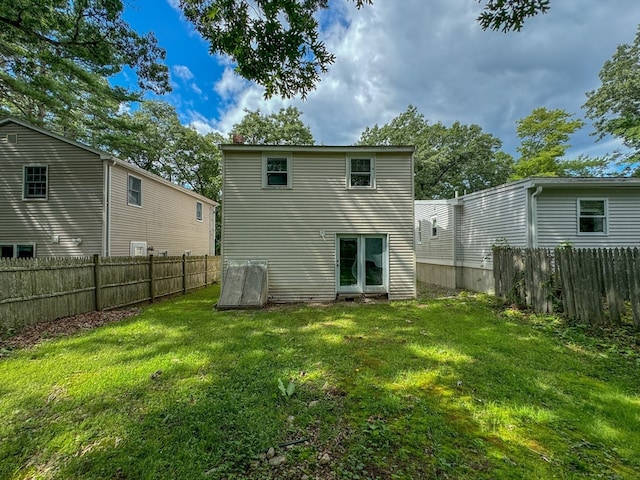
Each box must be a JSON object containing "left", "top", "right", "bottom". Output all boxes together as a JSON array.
[
  {"left": 220, "top": 144, "right": 416, "bottom": 302},
  {"left": 0, "top": 118, "right": 217, "bottom": 258}
]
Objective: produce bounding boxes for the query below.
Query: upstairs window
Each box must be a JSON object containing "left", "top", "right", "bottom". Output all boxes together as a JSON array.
[
  {"left": 23, "top": 166, "right": 48, "bottom": 200},
  {"left": 128, "top": 175, "right": 142, "bottom": 206},
  {"left": 578, "top": 199, "right": 607, "bottom": 234},
  {"left": 196, "top": 201, "right": 203, "bottom": 221},
  {"left": 348, "top": 156, "right": 375, "bottom": 188},
  {"left": 263, "top": 154, "right": 291, "bottom": 188}
]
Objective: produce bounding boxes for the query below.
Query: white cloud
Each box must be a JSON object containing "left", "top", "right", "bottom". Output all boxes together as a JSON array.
[
  {"left": 172, "top": 65, "right": 194, "bottom": 81},
  {"left": 164, "top": 0, "right": 640, "bottom": 157},
  {"left": 190, "top": 83, "right": 203, "bottom": 96}
]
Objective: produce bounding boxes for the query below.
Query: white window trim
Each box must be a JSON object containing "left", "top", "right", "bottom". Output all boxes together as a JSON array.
[
  {"left": 22, "top": 165, "right": 48, "bottom": 201},
  {"left": 262, "top": 153, "right": 292, "bottom": 188},
  {"left": 196, "top": 201, "right": 203, "bottom": 222},
  {"left": 346, "top": 154, "right": 376, "bottom": 189},
  {"left": 127, "top": 174, "right": 143, "bottom": 207},
  {"left": 430, "top": 215, "right": 438, "bottom": 238},
  {"left": 1, "top": 242, "right": 36, "bottom": 259},
  {"left": 577, "top": 198, "right": 608, "bottom": 236}
]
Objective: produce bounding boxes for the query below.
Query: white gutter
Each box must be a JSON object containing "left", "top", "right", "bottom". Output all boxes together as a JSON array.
[
  {"left": 101, "top": 158, "right": 115, "bottom": 256},
  {"left": 528, "top": 185, "right": 543, "bottom": 248}
]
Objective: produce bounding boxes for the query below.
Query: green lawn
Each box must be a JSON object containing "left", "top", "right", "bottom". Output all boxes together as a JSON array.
[{"left": 1, "top": 284, "right": 639, "bottom": 479}]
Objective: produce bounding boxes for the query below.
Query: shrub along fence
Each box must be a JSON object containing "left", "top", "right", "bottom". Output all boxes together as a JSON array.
[
  {"left": 0, "top": 255, "right": 220, "bottom": 330},
  {"left": 493, "top": 247, "right": 640, "bottom": 327}
]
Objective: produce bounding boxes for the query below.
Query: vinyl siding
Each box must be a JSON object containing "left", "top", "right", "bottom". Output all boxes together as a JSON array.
[
  {"left": 458, "top": 183, "right": 528, "bottom": 268},
  {"left": 222, "top": 149, "right": 415, "bottom": 301},
  {"left": 0, "top": 123, "right": 104, "bottom": 257},
  {"left": 414, "top": 200, "right": 455, "bottom": 264},
  {"left": 109, "top": 164, "right": 215, "bottom": 256},
  {"left": 536, "top": 187, "right": 640, "bottom": 248}
]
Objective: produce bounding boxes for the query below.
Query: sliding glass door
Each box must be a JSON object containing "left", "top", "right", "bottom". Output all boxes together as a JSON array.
[{"left": 337, "top": 235, "right": 387, "bottom": 294}]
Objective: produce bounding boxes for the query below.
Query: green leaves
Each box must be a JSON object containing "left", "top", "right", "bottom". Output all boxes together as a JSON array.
[
  {"left": 512, "top": 107, "right": 608, "bottom": 179},
  {"left": 478, "top": 0, "right": 551, "bottom": 32},
  {"left": 231, "top": 106, "right": 314, "bottom": 145},
  {"left": 584, "top": 25, "right": 640, "bottom": 171},
  {"left": 358, "top": 105, "right": 512, "bottom": 199},
  {"left": 277, "top": 378, "right": 296, "bottom": 398},
  {"left": 0, "top": 0, "right": 169, "bottom": 145}
]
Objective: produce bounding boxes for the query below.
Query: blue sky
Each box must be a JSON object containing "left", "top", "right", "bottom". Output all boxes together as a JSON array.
[{"left": 120, "top": 0, "right": 640, "bottom": 160}]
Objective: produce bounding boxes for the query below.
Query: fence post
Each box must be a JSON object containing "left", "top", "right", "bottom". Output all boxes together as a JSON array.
[
  {"left": 149, "top": 255, "right": 155, "bottom": 303},
  {"left": 205, "top": 254, "right": 208, "bottom": 286},
  {"left": 182, "top": 254, "right": 187, "bottom": 294},
  {"left": 93, "top": 254, "right": 102, "bottom": 311}
]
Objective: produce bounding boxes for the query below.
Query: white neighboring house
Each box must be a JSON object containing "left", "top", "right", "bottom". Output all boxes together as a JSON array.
[
  {"left": 0, "top": 117, "right": 218, "bottom": 258},
  {"left": 220, "top": 144, "right": 416, "bottom": 302},
  {"left": 416, "top": 177, "right": 640, "bottom": 292}
]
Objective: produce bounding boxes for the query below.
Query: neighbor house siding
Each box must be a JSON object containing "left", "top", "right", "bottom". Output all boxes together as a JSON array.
[
  {"left": 415, "top": 200, "right": 455, "bottom": 264},
  {"left": 109, "top": 164, "right": 215, "bottom": 256},
  {"left": 536, "top": 187, "right": 640, "bottom": 249},
  {"left": 0, "top": 122, "right": 104, "bottom": 257},
  {"left": 222, "top": 149, "right": 415, "bottom": 302},
  {"left": 459, "top": 183, "right": 528, "bottom": 268}
]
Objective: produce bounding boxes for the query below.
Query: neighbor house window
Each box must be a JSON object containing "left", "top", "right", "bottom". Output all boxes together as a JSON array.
[
  {"left": 578, "top": 199, "right": 607, "bottom": 234},
  {"left": 23, "top": 166, "right": 48, "bottom": 200},
  {"left": 347, "top": 156, "right": 375, "bottom": 188},
  {"left": 128, "top": 175, "right": 142, "bottom": 206},
  {"left": 1, "top": 243, "right": 35, "bottom": 258},
  {"left": 263, "top": 154, "right": 292, "bottom": 188},
  {"left": 196, "top": 201, "right": 203, "bottom": 221},
  {"left": 430, "top": 215, "right": 438, "bottom": 238}
]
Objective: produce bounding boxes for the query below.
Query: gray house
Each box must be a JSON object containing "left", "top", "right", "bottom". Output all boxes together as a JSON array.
[
  {"left": 0, "top": 118, "right": 217, "bottom": 258},
  {"left": 416, "top": 177, "right": 640, "bottom": 292},
  {"left": 220, "top": 144, "right": 416, "bottom": 303}
]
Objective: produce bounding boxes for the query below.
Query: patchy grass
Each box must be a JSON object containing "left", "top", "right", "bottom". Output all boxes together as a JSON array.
[{"left": 1, "top": 284, "right": 639, "bottom": 479}]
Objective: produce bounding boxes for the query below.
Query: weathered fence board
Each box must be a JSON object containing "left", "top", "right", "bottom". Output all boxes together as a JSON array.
[
  {"left": 0, "top": 255, "right": 220, "bottom": 330},
  {"left": 494, "top": 247, "right": 640, "bottom": 328}
]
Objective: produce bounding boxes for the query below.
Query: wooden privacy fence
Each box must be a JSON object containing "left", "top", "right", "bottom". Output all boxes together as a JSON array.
[
  {"left": 0, "top": 255, "right": 220, "bottom": 330},
  {"left": 494, "top": 247, "right": 640, "bottom": 327}
]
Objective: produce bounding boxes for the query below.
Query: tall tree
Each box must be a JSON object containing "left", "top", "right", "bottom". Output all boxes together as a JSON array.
[
  {"left": 512, "top": 107, "right": 606, "bottom": 178},
  {"left": 114, "top": 101, "right": 222, "bottom": 202},
  {"left": 231, "top": 107, "right": 314, "bottom": 144},
  {"left": 359, "top": 106, "right": 513, "bottom": 199},
  {"left": 0, "top": 0, "right": 169, "bottom": 141},
  {"left": 584, "top": 25, "right": 640, "bottom": 172},
  {"left": 178, "top": 0, "right": 552, "bottom": 98}
]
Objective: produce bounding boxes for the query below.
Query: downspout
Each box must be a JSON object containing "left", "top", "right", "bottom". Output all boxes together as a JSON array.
[
  {"left": 102, "top": 158, "right": 115, "bottom": 256},
  {"left": 528, "top": 185, "right": 543, "bottom": 248}
]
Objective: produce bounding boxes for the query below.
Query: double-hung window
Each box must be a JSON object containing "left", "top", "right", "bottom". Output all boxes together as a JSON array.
[
  {"left": 128, "top": 175, "right": 142, "bottom": 206},
  {"left": 196, "top": 201, "right": 203, "bottom": 221},
  {"left": 347, "top": 156, "right": 375, "bottom": 188},
  {"left": 578, "top": 199, "right": 607, "bottom": 235},
  {"left": 23, "top": 165, "right": 48, "bottom": 200},
  {"left": 263, "top": 154, "right": 292, "bottom": 188}
]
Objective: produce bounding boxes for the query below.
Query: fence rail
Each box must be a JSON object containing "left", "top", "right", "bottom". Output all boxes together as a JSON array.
[
  {"left": 0, "top": 255, "right": 220, "bottom": 330},
  {"left": 493, "top": 247, "right": 640, "bottom": 327}
]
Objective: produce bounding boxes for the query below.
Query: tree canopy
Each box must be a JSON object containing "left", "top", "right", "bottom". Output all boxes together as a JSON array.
[
  {"left": 359, "top": 106, "right": 513, "bottom": 199},
  {"left": 113, "top": 101, "right": 223, "bottom": 202},
  {"left": 231, "top": 107, "right": 315, "bottom": 145},
  {"left": 584, "top": 25, "right": 640, "bottom": 172},
  {"left": 178, "top": 0, "right": 552, "bottom": 98},
  {"left": 0, "top": 0, "right": 169, "bottom": 140},
  {"left": 512, "top": 107, "right": 609, "bottom": 178}
]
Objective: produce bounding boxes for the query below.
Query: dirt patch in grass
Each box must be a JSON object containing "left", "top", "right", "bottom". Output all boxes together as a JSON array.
[{"left": 0, "top": 308, "right": 139, "bottom": 354}]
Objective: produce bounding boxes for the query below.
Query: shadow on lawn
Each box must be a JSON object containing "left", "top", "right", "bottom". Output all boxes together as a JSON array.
[{"left": 2, "top": 286, "right": 639, "bottom": 479}]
